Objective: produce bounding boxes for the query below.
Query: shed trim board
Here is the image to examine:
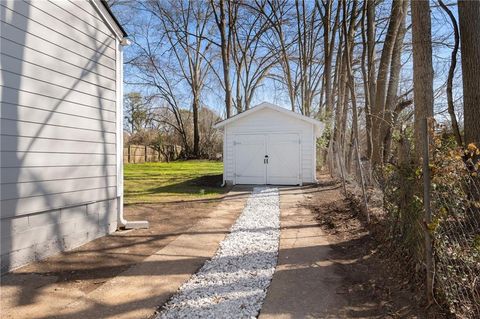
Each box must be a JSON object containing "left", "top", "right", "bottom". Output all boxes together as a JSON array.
[
  {"left": 214, "top": 101, "right": 325, "bottom": 136},
  {"left": 215, "top": 102, "right": 325, "bottom": 186}
]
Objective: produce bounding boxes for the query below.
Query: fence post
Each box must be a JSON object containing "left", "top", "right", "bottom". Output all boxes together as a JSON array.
[
  {"left": 144, "top": 145, "right": 148, "bottom": 162},
  {"left": 335, "top": 144, "right": 347, "bottom": 194},
  {"left": 128, "top": 144, "right": 131, "bottom": 163},
  {"left": 422, "top": 117, "right": 434, "bottom": 306},
  {"left": 355, "top": 138, "right": 370, "bottom": 223}
]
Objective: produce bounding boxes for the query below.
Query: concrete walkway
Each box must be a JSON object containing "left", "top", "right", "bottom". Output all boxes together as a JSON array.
[
  {"left": 3, "top": 185, "right": 349, "bottom": 319},
  {"left": 1, "top": 188, "right": 250, "bottom": 319},
  {"left": 260, "top": 186, "right": 347, "bottom": 318}
]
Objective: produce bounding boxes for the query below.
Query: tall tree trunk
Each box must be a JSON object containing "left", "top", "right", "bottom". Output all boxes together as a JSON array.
[
  {"left": 333, "top": 23, "right": 346, "bottom": 151},
  {"left": 318, "top": 0, "right": 341, "bottom": 120},
  {"left": 366, "top": 0, "right": 376, "bottom": 159},
  {"left": 320, "top": 0, "right": 333, "bottom": 118},
  {"left": 439, "top": 0, "right": 462, "bottom": 147},
  {"left": 343, "top": 0, "right": 359, "bottom": 174},
  {"left": 412, "top": 1, "right": 434, "bottom": 161},
  {"left": 339, "top": 0, "right": 357, "bottom": 164},
  {"left": 192, "top": 94, "right": 200, "bottom": 158},
  {"left": 458, "top": 0, "right": 480, "bottom": 146},
  {"left": 371, "top": 0, "right": 405, "bottom": 166},
  {"left": 411, "top": 0, "right": 434, "bottom": 304},
  {"left": 360, "top": 1, "right": 372, "bottom": 160},
  {"left": 382, "top": 0, "right": 408, "bottom": 162},
  {"left": 212, "top": 0, "right": 233, "bottom": 117}
]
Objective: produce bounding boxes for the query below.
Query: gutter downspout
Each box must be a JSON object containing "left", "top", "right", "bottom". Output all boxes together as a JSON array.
[{"left": 116, "top": 38, "right": 148, "bottom": 230}]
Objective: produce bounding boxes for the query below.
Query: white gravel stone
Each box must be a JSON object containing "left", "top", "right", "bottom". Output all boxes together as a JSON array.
[{"left": 157, "top": 187, "right": 280, "bottom": 319}]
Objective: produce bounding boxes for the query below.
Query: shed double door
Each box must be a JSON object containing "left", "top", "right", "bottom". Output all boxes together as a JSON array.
[{"left": 234, "top": 133, "right": 300, "bottom": 185}]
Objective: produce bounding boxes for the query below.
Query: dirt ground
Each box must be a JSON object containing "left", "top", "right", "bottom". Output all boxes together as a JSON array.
[
  {"left": 5, "top": 201, "right": 219, "bottom": 291},
  {"left": 304, "top": 174, "right": 431, "bottom": 318}
]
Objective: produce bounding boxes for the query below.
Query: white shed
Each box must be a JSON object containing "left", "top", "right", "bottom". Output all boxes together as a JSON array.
[{"left": 214, "top": 102, "right": 325, "bottom": 185}]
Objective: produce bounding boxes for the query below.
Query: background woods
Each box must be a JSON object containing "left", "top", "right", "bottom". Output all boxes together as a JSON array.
[
  {"left": 113, "top": 0, "right": 478, "bottom": 162},
  {"left": 111, "top": 0, "right": 480, "bottom": 315}
]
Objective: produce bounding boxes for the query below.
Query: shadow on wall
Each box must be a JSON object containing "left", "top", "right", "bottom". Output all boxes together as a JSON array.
[
  {"left": 1, "top": 0, "right": 116, "bottom": 273},
  {"left": 0, "top": 0, "right": 28, "bottom": 274}
]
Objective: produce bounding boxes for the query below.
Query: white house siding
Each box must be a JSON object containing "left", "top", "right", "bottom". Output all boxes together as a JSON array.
[
  {"left": 224, "top": 107, "right": 316, "bottom": 184},
  {"left": 0, "top": 0, "right": 119, "bottom": 273}
]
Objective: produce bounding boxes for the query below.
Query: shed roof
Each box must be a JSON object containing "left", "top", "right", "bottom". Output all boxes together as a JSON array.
[{"left": 213, "top": 102, "right": 325, "bottom": 136}]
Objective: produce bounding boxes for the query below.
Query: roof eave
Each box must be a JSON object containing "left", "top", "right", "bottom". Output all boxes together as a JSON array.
[
  {"left": 100, "top": 0, "right": 128, "bottom": 37},
  {"left": 213, "top": 102, "right": 325, "bottom": 130},
  {"left": 90, "top": 0, "right": 128, "bottom": 40}
]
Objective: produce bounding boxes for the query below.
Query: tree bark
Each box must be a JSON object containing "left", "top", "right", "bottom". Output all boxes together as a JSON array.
[
  {"left": 412, "top": 1, "right": 434, "bottom": 161},
  {"left": 360, "top": 1, "right": 372, "bottom": 160},
  {"left": 458, "top": 0, "right": 480, "bottom": 146},
  {"left": 371, "top": 0, "right": 405, "bottom": 166},
  {"left": 382, "top": 0, "right": 408, "bottom": 162},
  {"left": 192, "top": 94, "right": 200, "bottom": 158},
  {"left": 411, "top": 0, "right": 434, "bottom": 304},
  {"left": 439, "top": 0, "right": 462, "bottom": 147},
  {"left": 366, "top": 0, "right": 376, "bottom": 159},
  {"left": 318, "top": 0, "right": 340, "bottom": 119},
  {"left": 211, "top": 0, "right": 234, "bottom": 117},
  {"left": 321, "top": 0, "right": 333, "bottom": 117},
  {"left": 343, "top": 0, "right": 359, "bottom": 173}
]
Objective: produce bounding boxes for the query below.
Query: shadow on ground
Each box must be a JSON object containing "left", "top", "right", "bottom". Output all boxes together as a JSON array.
[{"left": 1, "top": 180, "right": 433, "bottom": 319}]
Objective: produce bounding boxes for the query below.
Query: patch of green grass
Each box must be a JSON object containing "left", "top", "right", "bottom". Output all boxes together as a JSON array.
[{"left": 124, "top": 160, "right": 224, "bottom": 204}]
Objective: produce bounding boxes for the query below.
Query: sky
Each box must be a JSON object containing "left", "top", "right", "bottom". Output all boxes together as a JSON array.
[{"left": 111, "top": 0, "right": 463, "bottom": 122}]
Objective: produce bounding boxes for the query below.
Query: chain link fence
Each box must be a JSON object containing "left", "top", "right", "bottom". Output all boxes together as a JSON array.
[{"left": 326, "top": 124, "right": 480, "bottom": 318}]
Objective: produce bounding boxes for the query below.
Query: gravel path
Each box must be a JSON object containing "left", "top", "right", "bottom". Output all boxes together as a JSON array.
[{"left": 157, "top": 187, "right": 280, "bottom": 319}]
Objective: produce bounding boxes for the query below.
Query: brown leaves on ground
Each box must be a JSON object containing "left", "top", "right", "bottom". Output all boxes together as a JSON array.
[{"left": 304, "top": 175, "right": 447, "bottom": 318}]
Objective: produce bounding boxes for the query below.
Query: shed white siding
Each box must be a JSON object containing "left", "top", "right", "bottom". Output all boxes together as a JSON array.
[
  {"left": 217, "top": 103, "right": 323, "bottom": 185},
  {"left": 0, "top": 0, "right": 122, "bottom": 273}
]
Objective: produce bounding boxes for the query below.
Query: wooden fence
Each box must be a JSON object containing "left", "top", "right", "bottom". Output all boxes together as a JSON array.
[{"left": 123, "top": 144, "right": 182, "bottom": 163}]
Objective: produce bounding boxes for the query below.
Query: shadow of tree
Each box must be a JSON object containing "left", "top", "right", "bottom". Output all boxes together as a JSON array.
[
  {"left": 1, "top": 227, "right": 422, "bottom": 319},
  {"left": 149, "top": 174, "right": 223, "bottom": 192}
]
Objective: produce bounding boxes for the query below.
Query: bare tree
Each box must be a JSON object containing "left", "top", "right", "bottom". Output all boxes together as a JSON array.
[
  {"left": 371, "top": 0, "right": 407, "bottom": 166},
  {"left": 317, "top": 0, "right": 341, "bottom": 119},
  {"left": 381, "top": 0, "right": 409, "bottom": 161},
  {"left": 458, "top": 0, "right": 480, "bottom": 146},
  {"left": 210, "top": 0, "right": 235, "bottom": 118},
  {"left": 149, "top": 0, "right": 214, "bottom": 158},
  {"left": 365, "top": 0, "right": 376, "bottom": 158},
  {"left": 231, "top": 2, "right": 276, "bottom": 111},
  {"left": 342, "top": 0, "right": 359, "bottom": 172},
  {"left": 293, "top": 0, "right": 324, "bottom": 116},
  {"left": 260, "top": 0, "right": 297, "bottom": 111},
  {"left": 124, "top": 15, "right": 191, "bottom": 154},
  {"left": 439, "top": 0, "right": 462, "bottom": 147},
  {"left": 411, "top": 0, "right": 434, "bottom": 304}
]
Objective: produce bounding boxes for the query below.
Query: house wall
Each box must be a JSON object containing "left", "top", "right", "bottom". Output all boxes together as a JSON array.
[
  {"left": 224, "top": 107, "right": 317, "bottom": 184},
  {"left": 0, "top": 0, "right": 119, "bottom": 273}
]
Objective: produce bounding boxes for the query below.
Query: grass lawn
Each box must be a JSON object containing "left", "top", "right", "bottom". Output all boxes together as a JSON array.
[{"left": 124, "top": 160, "right": 225, "bottom": 204}]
